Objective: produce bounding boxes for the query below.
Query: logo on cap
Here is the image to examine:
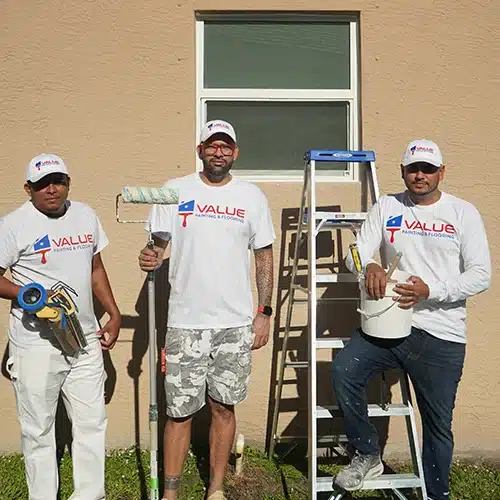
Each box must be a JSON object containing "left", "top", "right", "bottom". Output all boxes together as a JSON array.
[
  {"left": 34, "top": 159, "right": 61, "bottom": 170},
  {"left": 208, "top": 122, "right": 230, "bottom": 132},
  {"left": 410, "top": 145, "right": 434, "bottom": 155}
]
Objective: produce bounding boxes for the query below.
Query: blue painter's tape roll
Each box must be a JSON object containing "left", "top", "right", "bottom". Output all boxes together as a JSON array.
[{"left": 17, "top": 283, "right": 47, "bottom": 313}]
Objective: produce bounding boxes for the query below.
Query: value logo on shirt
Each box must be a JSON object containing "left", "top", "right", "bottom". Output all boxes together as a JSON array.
[
  {"left": 178, "top": 199, "right": 246, "bottom": 227},
  {"left": 32, "top": 233, "right": 94, "bottom": 263},
  {"left": 385, "top": 215, "right": 456, "bottom": 244},
  {"left": 33, "top": 235, "right": 52, "bottom": 264},
  {"left": 385, "top": 215, "right": 403, "bottom": 243}
]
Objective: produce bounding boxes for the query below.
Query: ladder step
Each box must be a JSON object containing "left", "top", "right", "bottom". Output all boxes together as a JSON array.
[
  {"left": 275, "top": 434, "right": 349, "bottom": 446},
  {"left": 278, "top": 337, "right": 350, "bottom": 350},
  {"left": 316, "top": 473, "right": 423, "bottom": 492},
  {"left": 316, "top": 274, "right": 358, "bottom": 283},
  {"left": 315, "top": 212, "right": 367, "bottom": 222},
  {"left": 316, "top": 338, "right": 350, "bottom": 349},
  {"left": 317, "top": 404, "right": 411, "bottom": 419},
  {"left": 284, "top": 361, "right": 308, "bottom": 369}
]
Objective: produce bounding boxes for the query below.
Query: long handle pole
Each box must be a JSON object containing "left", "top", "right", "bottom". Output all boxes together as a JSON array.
[{"left": 147, "top": 235, "right": 159, "bottom": 500}]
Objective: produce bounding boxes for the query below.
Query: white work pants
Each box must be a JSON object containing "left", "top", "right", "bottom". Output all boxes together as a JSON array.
[{"left": 7, "top": 339, "right": 107, "bottom": 500}]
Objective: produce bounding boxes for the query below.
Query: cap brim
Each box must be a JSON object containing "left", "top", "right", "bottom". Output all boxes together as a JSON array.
[
  {"left": 28, "top": 169, "right": 69, "bottom": 183},
  {"left": 403, "top": 160, "right": 442, "bottom": 168}
]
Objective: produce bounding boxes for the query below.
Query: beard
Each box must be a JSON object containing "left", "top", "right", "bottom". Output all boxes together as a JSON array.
[{"left": 202, "top": 157, "right": 233, "bottom": 180}]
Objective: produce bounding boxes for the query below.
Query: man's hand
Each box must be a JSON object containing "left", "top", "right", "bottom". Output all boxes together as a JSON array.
[
  {"left": 138, "top": 246, "right": 161, "bottom": 272},
  {"left": 364, "top": 263, "right": 387, "bottom": 299},
  {"left": 252, "top": 313, "right": 270, "bottom": 350},
  {"left": 393, "top": 276, "right": 430, "bottom": 309},
  {"left": 98, "top": 315, "right": 121, "bottom": 350}
]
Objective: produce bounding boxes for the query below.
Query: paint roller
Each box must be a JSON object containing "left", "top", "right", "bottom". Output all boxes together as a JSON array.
[
  {"left": 116, "top": 184, "right": 179, "bottom": 500},
  {"left": 116, "top": 186, "right": 179, "bottom": 223}
]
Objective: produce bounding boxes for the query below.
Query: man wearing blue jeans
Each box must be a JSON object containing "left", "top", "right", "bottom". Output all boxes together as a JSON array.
[{"left": 332, "top": 139, "right": 491, "bottom": 500}]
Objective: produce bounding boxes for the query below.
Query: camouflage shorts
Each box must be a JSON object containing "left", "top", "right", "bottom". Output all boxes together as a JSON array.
[{"left": 164, "top": 325, "right": 254, "bottom": 418}]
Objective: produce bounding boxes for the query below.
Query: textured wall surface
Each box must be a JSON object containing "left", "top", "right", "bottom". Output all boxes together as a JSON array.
[{"left": 0, "top": 0, "right": 499, "bottom": 458}]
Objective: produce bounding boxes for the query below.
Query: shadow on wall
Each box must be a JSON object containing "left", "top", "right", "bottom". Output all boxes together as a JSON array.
[
  {"left": 123, "top": 259, "right": 212, "bottom": 496},
  {"left": 265, "top": 206, "right": 401, "bottom": 473}
]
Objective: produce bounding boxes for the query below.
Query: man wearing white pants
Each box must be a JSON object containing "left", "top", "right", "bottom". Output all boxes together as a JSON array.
[{"left": 0, "top": 154, "right": 121, "bottom": 500}]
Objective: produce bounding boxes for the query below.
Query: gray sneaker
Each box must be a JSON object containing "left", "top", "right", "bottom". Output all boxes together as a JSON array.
[{"left": 334, "top": 451, "right": 384, "bottom": 491}]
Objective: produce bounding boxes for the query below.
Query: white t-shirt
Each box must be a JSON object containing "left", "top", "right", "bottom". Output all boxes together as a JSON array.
[
  {"left": 347, "top": 191, "right": 491, "bottom": 343},
  {"left": 0, "top": 201, "right": 109, "bottom": 347},
  {"left": 147, "top": 173, "right": 276, "bottom": 329}
]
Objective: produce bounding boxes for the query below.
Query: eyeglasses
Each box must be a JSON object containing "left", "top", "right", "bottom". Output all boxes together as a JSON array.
[
  {"left": 405, "top": 163, "right": 440, "bottom": 175},
  {"left": 202, "top": 144, "right": 235, "bottom": 156}
]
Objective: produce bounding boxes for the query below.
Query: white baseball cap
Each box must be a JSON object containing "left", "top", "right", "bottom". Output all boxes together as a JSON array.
[
  {"left": 401, "top": 139, "right": 443, "bottom": 168},
  {"left": 199, "top": 120, "right": 237, "bottom": 144},
  {"left": 26, "top": 153, "right": 69, "bottom": 183}
]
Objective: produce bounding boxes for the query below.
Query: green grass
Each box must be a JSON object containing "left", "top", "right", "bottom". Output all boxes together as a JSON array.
[{"left": 0, "top": 447, "right": 499, "bottom": 499}]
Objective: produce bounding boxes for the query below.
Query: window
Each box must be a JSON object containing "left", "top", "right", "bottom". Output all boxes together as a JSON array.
[{"left": 196, "top": 13, "right": 360, "bottom": 181}]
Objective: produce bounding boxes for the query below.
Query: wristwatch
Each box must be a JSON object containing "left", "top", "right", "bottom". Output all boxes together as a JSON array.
[{"left": 258, "top": 305, "right": 273, "bottom": 317}]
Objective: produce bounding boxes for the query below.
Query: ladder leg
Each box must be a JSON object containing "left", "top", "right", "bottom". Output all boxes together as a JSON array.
[
  {"left": 307, "top": 160, "right": 319, "bottom": 499},
  {"left": 268, "top": 173, "right": 309, "bottom": 460},
  {"left": 401, "top": 374, "right": 428, "bottom": 500}
]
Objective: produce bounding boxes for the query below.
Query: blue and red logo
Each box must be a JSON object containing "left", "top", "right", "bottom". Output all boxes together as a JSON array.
[
  {"left": 178, "top": 199, "right": 246, "bottom": 227},
  {"left": 386, "top": 215, "right": 403, "bottom": 244},
  {"left": 178, "top": 200, "right": 195, "bottom": 227},
  {"left": 33, "top": 234, "right": 52, "bottom": 264}
]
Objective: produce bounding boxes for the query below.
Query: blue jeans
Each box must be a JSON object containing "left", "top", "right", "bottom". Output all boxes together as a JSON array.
[{"left": 332, "top": 327, "right": 465, "bottom": 500}]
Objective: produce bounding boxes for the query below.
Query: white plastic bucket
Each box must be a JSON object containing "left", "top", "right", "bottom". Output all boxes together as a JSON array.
[{"left": 358, "top": 269, "right": 413, "bottom": 339}]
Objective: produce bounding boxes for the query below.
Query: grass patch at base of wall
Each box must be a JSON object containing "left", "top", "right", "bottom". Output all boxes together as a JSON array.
[{"left": 0, "top": 447, "right": 499, "bottom": 499}]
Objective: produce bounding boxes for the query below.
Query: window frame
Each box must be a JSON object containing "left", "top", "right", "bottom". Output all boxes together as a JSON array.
[{"left": 195, "top": 12, "right": 360, "bottom": 183}]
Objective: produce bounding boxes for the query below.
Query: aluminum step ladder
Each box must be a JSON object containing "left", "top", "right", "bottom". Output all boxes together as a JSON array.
[{"left": 268, "top": 150, "right": 427, "bottom": 500}]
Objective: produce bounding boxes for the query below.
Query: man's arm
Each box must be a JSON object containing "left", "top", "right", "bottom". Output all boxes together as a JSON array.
[
  {"left": 395, "top": 205, "right": 491, "bottom": 308},
  {"left": 252, "top": 245, "right": 273, "bottom": 350},
  {"left": 92, "top": 253, "right": 121, "bottom": 350},
  {"left": 0, "top": 268, "right": 21, "bottom": 300},
  {"left": 255, "top": 245, "right": 274, "bottom": 308},
  {"left": 427, "top": 206, "right": 491, "bottom": 303}
]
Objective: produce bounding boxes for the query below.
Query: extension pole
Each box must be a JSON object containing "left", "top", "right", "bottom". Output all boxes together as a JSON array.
[{"left": 147, "top": 230, "right": 159, "bottom": 500}]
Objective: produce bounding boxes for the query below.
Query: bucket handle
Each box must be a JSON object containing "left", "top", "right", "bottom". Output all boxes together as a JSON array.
[{"left": 357, "top": 295, "right": 402, "bottom": 319}]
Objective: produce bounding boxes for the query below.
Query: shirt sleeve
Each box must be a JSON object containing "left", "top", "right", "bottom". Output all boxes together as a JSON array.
[
  {"left": 93, "top": 212, "right": 109, "bottom": 255},
  {"left": 0, "top": 222, "right": 20, "bottom": 270},
  {"left": 345, "top": 200, "right": 383, "bottom": 273},
  {"left": 427, "top": 205, "right": 491, "bottom": 302},
  {"left": 249, "top": 191, "right": 276, "bottom": 250}
]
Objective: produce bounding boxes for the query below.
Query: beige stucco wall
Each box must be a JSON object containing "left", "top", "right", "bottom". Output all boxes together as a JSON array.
[{"left": 0, "top": 0, "right": 499, "bottom": 460}]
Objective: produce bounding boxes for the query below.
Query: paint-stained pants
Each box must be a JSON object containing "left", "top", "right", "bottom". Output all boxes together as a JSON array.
[
  {"left": 332, "top": 327, "right": 465, "bottom": 500},
  {"left": 6, "top": 339, "right": 106, "bottom": 500}
]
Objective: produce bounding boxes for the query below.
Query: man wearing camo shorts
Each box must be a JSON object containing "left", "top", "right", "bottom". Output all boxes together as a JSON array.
[{"left": 138, "top": 119, "right": 275, "bottom": 500}]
